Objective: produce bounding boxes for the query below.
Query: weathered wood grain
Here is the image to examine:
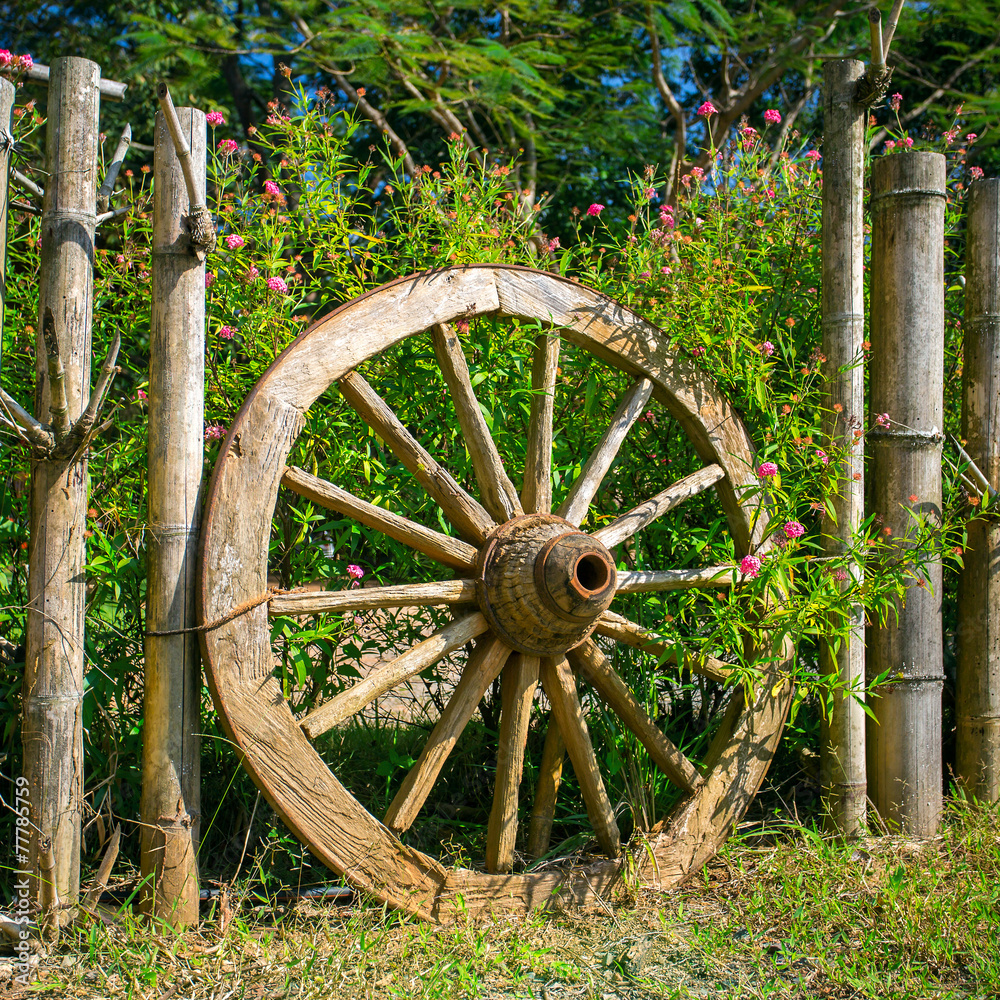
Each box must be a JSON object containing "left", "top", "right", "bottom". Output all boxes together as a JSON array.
[
  {"left": 569, "top": 640, "right": 702, "bottom": 793},
  {"left": 432, "top": 322, "right": 522, "bottom": 523},
  {"left": 616, "top": 565, "right": 736, "bottom": 592},
  {"left": 281, "top": 465, "right": 478, "bottom": 571},
  {"left": 486, "top": 654, "right": 539, "bottom": 872},
  {"left": 269, "top": 579, "right": 478, "bottom": 617},
  {"left": 385, "top": 636, "right": 512, "bottom": 831},
  {"left": 521, "top": 334, "right": 560, "bottom": 514},
  {"left": 595, "top": 610, "right": 733, "bottom": 684},
  {"left": 539, "top": 655, "right": 620, "bottom": 857},
  {"left": 526, "top": 716, "right": 566, "bottom": 858},
  {"left": 300, "top": 612, "right": 489, "bottom": 738},
  {"left": 339, "top": 370, "right": 496, "bottom": 543},
  {"left": 557, "top": 378, "right": 653, "bottom": 526},
  {"left": 593, "top": 464, "right": 724, "bottom": 549}
]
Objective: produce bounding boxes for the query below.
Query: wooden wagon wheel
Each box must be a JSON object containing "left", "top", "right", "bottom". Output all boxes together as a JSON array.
[{"left": 198, "top": 264, "right": 792, "bottom": 921}]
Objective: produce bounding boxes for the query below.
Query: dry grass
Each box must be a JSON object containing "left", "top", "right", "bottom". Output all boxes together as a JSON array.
[{"left": 2, "top": 796, "right": 997, "bottom": 1000}]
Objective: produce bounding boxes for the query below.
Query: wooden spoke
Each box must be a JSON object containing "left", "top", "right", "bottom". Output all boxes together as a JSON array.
[
  {"left": 431, "top": 323, "right": 523, "bottom": 523},
  {"left": 617, "top": 565, "right": 738, "bottom": 593},
  {"left": 521, "top": 333, "right": 560, "bottom": 514},
  {"left": 486, "top": 654, "right": 540, "bottom": 873},
  {"left": 526, "top": 716, "right": 566, "bottom": 858},
  {"left": 568, "top": 640, "right": 702, "bottom": 794},
  {"left": 338, "top": 370, "right": 496, "bottom": 543},
  {"left": 300, "top": 612, "right": 489, "bottom": 739},
  {"left": 593, "top": 465, "right": 725, "bottom": 550},
  {"left": 556, "top": 377, "right": 654, "bottom": 526},
  {"left": 270, "top": 579, "right": 478, "bottom": 617},
  {"left": 595, "top": 611, "right": 733, "bottom": 684},
  {"left": 385, "top": 635, "right": 512, "bottom": 832},
  {"left": 538, "top": 655, "right": 621, "bottom": 857},
  {"left": 282, "top": 466, "right": 478, "bottom": 571}
]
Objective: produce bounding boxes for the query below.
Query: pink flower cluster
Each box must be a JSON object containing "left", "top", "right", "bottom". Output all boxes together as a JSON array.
[
  {"left": 264, "top": 179, "right": 281, "bottom": 198},
  {"left": 224, "top": 233, "right": 245, "bottom": 250},
  {"left": 205, "top": 112, "right": 226, "bottom": 127},
  {"left": 740, "top": 125, "right": 758, "bottom": 151},
  {"left": 970, "top": 166, "right": 984, "bottom": 181},
  {"left": 204, "top": 424, "right": 226, "bottom": 441},
  {"left": 0, "top": 51, "right": 33, "bottom": 72},
  {"left": 757, "top": 462, "right": 779, "bottom": 479},
  {"left": 783, "top": 520, "right": 805, "bottom": 539},
  {"left": 696, "top": 100, "right": 717, "bottom": 117},
  {"left": 266, "top": 275, "right": 288, "bottom": 294},
  {"left": 218, "top": 325, "right": 235, "bottom": 340},
  {"left": 760, "top": 340, "right": 775, "bottom": 357},
  {"left": 890, "top": 93, "right": 903, "bottom": 112},
  {"left": 763, "top": 109, "right": 781, "bottom": 125},
  {"left": 347, "top": 564, "right": 364, "bottom": 580},
  {"left": 805, "top": 150, "right": 822, "bottom": 162},
  {"left": 218, "top": 138, "right": 239, "bottom": 155},
  {"left": 875, "top": 412, "right": 891, "bottom": 428},
  {"left": 740, "top": 554, "right": 762, "bottom": 578},
  {"left": 586, "top": 203, "right": 604, "bottom": 217}
]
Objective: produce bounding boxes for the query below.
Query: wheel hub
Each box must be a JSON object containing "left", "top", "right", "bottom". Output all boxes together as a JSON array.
[{"left": 476, "top": 514, "right": 617, "bottom": 656}]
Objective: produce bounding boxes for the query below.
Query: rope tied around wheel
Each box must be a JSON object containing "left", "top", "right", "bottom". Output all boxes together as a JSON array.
[{"left": 145, "top": 587, "right": 283, "bottom": 637}]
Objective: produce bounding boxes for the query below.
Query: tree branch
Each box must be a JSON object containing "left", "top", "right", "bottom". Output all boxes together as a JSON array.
[
  {"left": 882, "top": 0, "right": 907, "bottom": 58},
  {"left": 42, "top": 307, "right": 69, "bottom": 438},
  {"left": 52, "top": 331, "right": 121, "bottom": 461},
  {"left": 647, "top": 3, "right": 687, "bottom": 201}
]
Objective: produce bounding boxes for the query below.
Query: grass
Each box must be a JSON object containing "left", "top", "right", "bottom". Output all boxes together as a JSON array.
[{"left": 1, "top": 796, "right": 997, "bottom": 999}]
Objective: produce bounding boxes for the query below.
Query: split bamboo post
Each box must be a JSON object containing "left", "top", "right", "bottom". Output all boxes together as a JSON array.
[
  {"left": 819, "top": 59, "right": 867, "bottom": 837},
  {"left": 22, "top": 56, "right": 101, "bottom": 910},
  {"left": 0, "top": 77, "right": 14, "bottom": 363},
  {"left": 139, "top": 105, "right": 206, "bottom": 928},
  {"left": 956, "top": 177, "right": 1000, "bottom": 802},
  {"left": 868, "top": 150, "right": 946, "bottom": 836}
]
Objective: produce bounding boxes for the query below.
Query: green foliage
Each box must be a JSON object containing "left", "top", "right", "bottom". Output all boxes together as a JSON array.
[{"left": 0, "top": 78, "right": 987, "bottom": 894}]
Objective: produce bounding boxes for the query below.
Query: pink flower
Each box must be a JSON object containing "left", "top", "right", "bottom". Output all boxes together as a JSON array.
[
  {"left": 966, "top": 133, "right": 978, "bottom": 143},
  {"left": 347, "top": 563, "right": 364, "bottom": 581},
  {"left": 586, "top": 203, "right": 605, "bottom": 217},
  {"left": 639, "top": 270, "right": 651, "bottom": 279},
  {"left": 19, "top": 54, "right": 32, "bottom": 71},
  {"left": 204, "top": 424, "right": 226, "bottom": 441},
  {"left": 691, "top": 345, "right": 705, "bottom": 357},
  {"left": 902, "top": 136, "right": 914, "bottom": 148},
  {"left": 944, "top": 128, "right": 959, "bottom": 146},
  {"left": 757, "top": 462, "right": 779, "bottom": 479},
  {"left": 264, "top": 179, "right": 281, "bottom": 197},
  {"left": 218, "top": 138, "right": 238, "bottom": 155},
  {"left": 548, "top": 237, "right": 561, "bottom": 251},
  {"left": 115, "top": 254, "right": 125, "bottom": 265},
  {"left": 225, "top": 233, "right": 245, "bottom": 250},
  {"left": 136, "top": 389, "right": 147, "bottom": 402},
  {"left": 766, "top": 187, "right": 776, "bottom": 199},
  {"left": 890, "top": 93, "right": 903, "bottom": 112},
  {"left": 875, "top": 412, "right": 891, "bottom": 428},
  {"left": 740, "top": 554, "right": 762, "bottom": 578},
  {"left": 696, "top": 100, "right": 717, "bottom": 117},
  {"left": 885, "top": 140, "right": 896, "bottom": 151},
  {"left": 660, "top": 266, "right": 672, "bottom": 275},
  {"left": 816, "top": 450, "right": 829, "bottom": 466},
  {"left": 218, "top": 325, "right": 235, "bottom": 340},
  {"left": 760, "top": 340, "right": 775, "bottom": 357},
  {"left": 644, "top": 186, "right": 656, "bottom": 199},
  {"left": 805, "top": 150, "right": 821, "bottom": 162},
  {"left": 970, "top": 166, "right": 984, "bottom": 180},
  {"left": 832, "top": 567, "right": 849, "bottom": 582},
  {"left": 266, "top": 276, "right": 288, "bottom": 294},
  {"left": 763, "top": 109, "right": 781, "bottom": 125},
  {"left": 205, "top": 271, "right": 215, "bottom": 288},
  {"left": 741, "top": 125, "right": 758, "bottom": 139},
  {"left": 206, "top": 112, "right": 226, "bottom": 127},
  {"left": 0, "top": 50, "right": 11, "bottom": 67},
  {"left": 243, "top": 265, "right": 259, "bottom": 282},
  {"left": 783, "top": 521, "right": 805, "bottom": 539}
]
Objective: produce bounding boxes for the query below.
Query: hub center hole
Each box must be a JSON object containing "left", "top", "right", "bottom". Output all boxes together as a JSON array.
[{"left": 575, "top": 553, "right": 609, "bottom": 593}]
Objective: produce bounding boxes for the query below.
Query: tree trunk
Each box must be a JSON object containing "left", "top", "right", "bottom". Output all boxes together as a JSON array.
[
  {"left": 819, "top": 59, "right": 867, "bottom": 837},
  {"left": 956, "top": 177, "right": 1000, "bottom": 802},
  {"left": 867, "top": 150, "right": 946, "bottom": 837},
  {"left": 23, "top": 56, "right": 100, "bottom": 911},
  {"left": 139, "top": 106, "right": 205, "bottom": 929}
]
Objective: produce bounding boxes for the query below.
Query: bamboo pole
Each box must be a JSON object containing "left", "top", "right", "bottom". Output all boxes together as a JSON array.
[
  {"left": 22, "top": 57, "right": 101, "bottom": 912},
  {"left": 819, "top": 59, "right": 867, "bottom": 837},
  {"left": 956, "top": 177, "right": 1000, "bottom": 802},
  {"left": 868, "top": 151, "right": 946, "bottom": 836},
  {"left": 139, "top": 106, "right": 206, "bottom": 928},
  {"left": 0, "top": 78, "right": 13, "bottom": 369}
]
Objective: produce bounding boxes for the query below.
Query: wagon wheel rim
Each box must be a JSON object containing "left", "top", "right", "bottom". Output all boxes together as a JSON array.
[{"left": 198, "top": 264, "right": 793, "bottom": 921}]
